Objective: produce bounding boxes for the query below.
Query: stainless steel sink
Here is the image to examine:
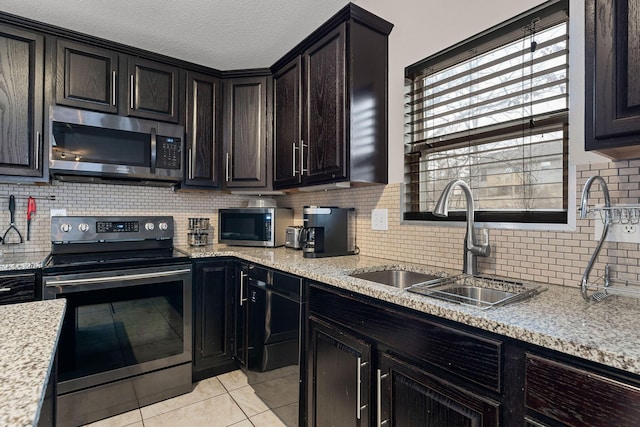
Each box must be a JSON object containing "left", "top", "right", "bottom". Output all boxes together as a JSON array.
[
  {"left": 421, "top": 285, "right": 517, "bottom": 307},
  {"left": 407, "top": 275, "right": 545, "bottom": 309},
  {"left": 350, "top": 269, "right": 445, "bottom": 289}
]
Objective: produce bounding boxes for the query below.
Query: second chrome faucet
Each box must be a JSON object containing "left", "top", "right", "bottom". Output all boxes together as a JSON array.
[{"left": 433, "top": 179, "right": 491, "bottom": 275}]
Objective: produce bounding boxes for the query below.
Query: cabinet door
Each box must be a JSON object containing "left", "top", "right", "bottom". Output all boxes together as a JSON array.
[
  {"left": 525, "top": 353, "right": 640, "bottom": 427},
  {"left": 308, "top": 316, "right": 371, "bottom": 427},
  {"left": 0, "top": 272, "right": 36, "bottom": 305},
  {"left": 585, "top": 0, "right": 640, "bottom": 158},
  {"left": 222, "top": 76, "right": 270, "bottom": 188},
  {"left": 127, "top": 57, "right": 179, "bottom": 122},
  {"left": 273, "top": 57, "right": 302, "bottom": 189},
  {"left": 56, "top": 39, "right": 119, "bottom": 113},
  {"left": 303, "top": 25, "right": 347, "bottom": 185},
  {"left": 193, "top": 261, "right": 235, "bottom": 379},
  {"left": 184, "top": 71, "right": 221, "bottom": 188},
  {"left": 379, "top": 352, "right": 500, "bottom": 427},
  {"left": 234, "top": 263, "right": 249, "bottom": 366},
  {"left": 0, "top": 25, "right": 44, "bottom": 178}
]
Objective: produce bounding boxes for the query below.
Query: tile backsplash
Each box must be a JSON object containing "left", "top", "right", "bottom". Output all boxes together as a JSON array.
[{"left": 2, "top": 159, "right": 639, "bottom": 290}]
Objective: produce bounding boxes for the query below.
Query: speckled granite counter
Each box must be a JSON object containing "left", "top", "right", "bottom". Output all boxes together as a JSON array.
[
  {"left": 0, "top": 252, "right": 49, "bottom": 272},
  {"left": 183, "top": 245, "right": 640, "bottom": 376},
  {"left": 0, "top": 299, "right": 66, "bottom": 427}
]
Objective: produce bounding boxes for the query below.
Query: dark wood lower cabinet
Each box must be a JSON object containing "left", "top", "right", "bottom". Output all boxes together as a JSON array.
[
  {"left": 525, "top": 354, "right": 640, "bottom": 427},
  {"left": 308, "top": 316, "right": 371, "bottom": 427},
  {"left": 0, "top": 271, "right": 37, "bottom": 305},
  {"left": 192, "top": 259, "right": 236, "bottom": 381},
  {"left": 307, "top": 282, "right": 502, "bottom": 427},
  {"left": 305, "top": 281, "right": 640, "bottom": 427},
  {"left": 379, "top": 353, "right": 499, "bottom": 427}
]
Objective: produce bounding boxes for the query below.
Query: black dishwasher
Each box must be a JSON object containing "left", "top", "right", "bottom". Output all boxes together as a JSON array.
[{"left": 247, "top": 266, "right": 303, "bottom": 372}]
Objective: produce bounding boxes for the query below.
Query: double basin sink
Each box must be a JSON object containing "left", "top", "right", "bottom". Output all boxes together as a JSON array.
[{"left": 350, "top": 269, "right": 544, "bottom": 310}]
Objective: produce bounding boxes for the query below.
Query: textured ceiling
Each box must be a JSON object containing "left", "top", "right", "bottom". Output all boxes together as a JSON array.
[{"left": 1, "top": 0, "right": 352, "bottom": 70}]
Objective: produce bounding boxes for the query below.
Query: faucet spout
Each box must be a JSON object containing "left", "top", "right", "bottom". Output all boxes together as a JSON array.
[{"left": 433, "top": 179, "right": 491, "bottom": 275}]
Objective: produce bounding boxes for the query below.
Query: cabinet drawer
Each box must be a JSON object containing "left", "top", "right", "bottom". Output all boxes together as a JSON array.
[
  {"left": 0, "top": 272, "right": 36, "bottom": 305},
  {"left": 525, "top": 353, "right": 640, "bottom": 426},
  {"left": 309, "top": 284, "right": 502, "bottom": 392}
]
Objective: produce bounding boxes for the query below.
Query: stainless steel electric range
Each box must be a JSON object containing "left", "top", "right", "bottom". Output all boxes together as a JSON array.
[{"left": 43, "top": 216, "right": 192, "bottom": 427}]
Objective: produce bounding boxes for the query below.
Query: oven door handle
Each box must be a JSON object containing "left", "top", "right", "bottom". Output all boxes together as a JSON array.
[{"left": 45, "top": 268, "right": 191, "bottom": 287}]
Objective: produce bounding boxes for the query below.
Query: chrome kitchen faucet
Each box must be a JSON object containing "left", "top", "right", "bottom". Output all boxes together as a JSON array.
[{"left": 433, "top": 180, "right": 491, "bottom": 275}]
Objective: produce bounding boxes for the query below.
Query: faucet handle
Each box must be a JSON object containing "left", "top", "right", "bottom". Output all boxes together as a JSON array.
[
  {"left": 481, "top": 228, "right": 489, "bottom": 245},
  {"left": 472, "top": 228, "right": 491, "bottom": 257}
]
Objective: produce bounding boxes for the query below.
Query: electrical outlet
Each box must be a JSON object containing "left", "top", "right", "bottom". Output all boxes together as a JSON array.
[
  {"left": 371, "top": 209, "right": 388, "bottom": 231},
  {"left": 595, "top": 219, "right": 640, "bottom": 243}
]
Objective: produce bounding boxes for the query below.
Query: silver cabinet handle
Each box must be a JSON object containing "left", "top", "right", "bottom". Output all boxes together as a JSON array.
[
  {"left": 188, "top": 148, "right": 193, "bottom": 180},
  {"left": 239, "top": 271, "right": 248, "bottom": 306},
  {"left": 225, "top": 152, "right": 231, "bottom": 182},
  {"left": 112, "top": 71, "right": 117, "bottom": 106},
  {"left": 292, "top": 142, "right": 299, "bottom": 176},
  {"left": 357, "top": 357, "right": 368, "bottom": 420},
  {"left": 34, "top": 131, "right": 41, "bottom": 170},
  {"left": 130, "top": 74, "right": 135, "bottom": 109},
  {"left": 377, "top": 369, "right": 389, "bottom": 426},
  {"left": 300, "top": 139, "right": 307, "bottom": 174},
  {"left": 0, "top": 288, "right": 11, "bottom": 292}
]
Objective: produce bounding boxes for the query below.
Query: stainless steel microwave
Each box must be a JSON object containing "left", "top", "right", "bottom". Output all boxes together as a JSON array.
[
  {"left": 49, "top": 106, "right": 184, "bottom": 186},
  {"left": 218, "top": 208, "right": 293, "bottom": 247}
]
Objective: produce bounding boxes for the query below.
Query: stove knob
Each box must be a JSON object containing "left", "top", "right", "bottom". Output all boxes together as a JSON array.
[
  {"left": 78, "top": 223, "right": 90, "bottom": 232},
  {"left": 145, "top": 222, "right": 155, "bottom": 231},
  {"left": 60, "top": 223, "right": 72, "bottom": 232},
  {"left": 158, "top": 222, "right": 169, "bottom": 231}
]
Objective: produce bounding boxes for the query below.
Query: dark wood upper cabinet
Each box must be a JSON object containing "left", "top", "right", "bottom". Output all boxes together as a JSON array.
[
  {"left": 303, "top": 26, "right": 347, "bottom": 185},
  {"left": 183, "top": 71, "right": 221, "bottom": 188},
  {"left": 56, "top": 40, "right": 179, "bottom": 123},
  {"left": 272, "top": 4, "right": 392, "bottom": 190},
  {"left": 0, "top": 24, "right": 44, "bottom": 179},
  {"left": 56, "top": 39, "right": 118, "bottom": 113},
  {"left": 222, "top": 76, "right": 271, "bottom": 189},
  {"left": 127, "top": 57, "right": 179, "bottom": 123},
  {"left": 273, "top": 57, "right": 302, "bottom": 188},
  {"left": 585, "top": 0, "right": 640, "bottom": 159}
]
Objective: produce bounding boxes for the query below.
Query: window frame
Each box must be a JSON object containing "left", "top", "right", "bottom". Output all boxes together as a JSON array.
[{"left": 402, "top": 0, "right": 571, "bottom": 228}]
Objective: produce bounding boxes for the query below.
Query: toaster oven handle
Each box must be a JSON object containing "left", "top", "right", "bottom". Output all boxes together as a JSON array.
[{"left": 150, "top": 127, "right": 157, "bottom": 173}]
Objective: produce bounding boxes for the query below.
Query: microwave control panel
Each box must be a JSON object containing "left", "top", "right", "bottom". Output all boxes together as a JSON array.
[{"left": 156, "top": 136, "right": 181, "bottom": 169}]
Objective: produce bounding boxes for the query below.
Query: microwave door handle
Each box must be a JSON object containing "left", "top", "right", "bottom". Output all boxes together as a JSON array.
[{"left": 150, "top": 127, "right": 157, "bottom": 173}]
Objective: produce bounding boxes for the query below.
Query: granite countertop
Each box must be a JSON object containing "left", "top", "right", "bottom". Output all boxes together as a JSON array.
[
  {"left": 0, "top": 252, "right": 49, "bottom": 272},
  {"left": 0, "top": 299, "right": 66, "bottom": 427},
  {"left": 184, "top": 245, "right": 640, "bottom": 376}
]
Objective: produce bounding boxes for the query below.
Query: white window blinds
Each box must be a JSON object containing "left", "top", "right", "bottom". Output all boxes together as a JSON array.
[{"left": 404, "top": 0, "right": 569, "bottom": 224}]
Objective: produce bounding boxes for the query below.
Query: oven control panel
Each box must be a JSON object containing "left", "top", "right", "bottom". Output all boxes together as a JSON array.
[{"left": 51, "top": 216, "right": 174, "bottom": 243}]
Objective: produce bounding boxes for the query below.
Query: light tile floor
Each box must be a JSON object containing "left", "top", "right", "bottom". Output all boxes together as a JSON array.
[{"left": 84, "top": 367, "right": 299, "bottom": 427}]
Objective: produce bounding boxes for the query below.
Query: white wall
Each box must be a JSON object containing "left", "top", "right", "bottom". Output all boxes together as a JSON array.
[{"left": 356, "top": 0, "right": 605, "bottom": 184}]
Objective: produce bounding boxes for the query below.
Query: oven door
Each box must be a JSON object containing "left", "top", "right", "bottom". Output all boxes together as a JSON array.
[{"left": 43, "top": 263, "right": 192, "bottom": 395}]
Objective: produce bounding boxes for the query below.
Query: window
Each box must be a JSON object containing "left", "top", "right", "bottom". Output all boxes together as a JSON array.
[{"left": 403, "top": 0, "right": 569, "bottom": 224}]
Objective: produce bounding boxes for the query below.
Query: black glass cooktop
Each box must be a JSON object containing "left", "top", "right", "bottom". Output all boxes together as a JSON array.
[{"left": 43, "top": 247, "right": 190, "bottom": 274}]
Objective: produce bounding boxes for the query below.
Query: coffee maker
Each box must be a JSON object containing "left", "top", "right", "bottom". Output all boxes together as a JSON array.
[{"left": 302, "top": 207, "right": 356, "bottom": 258}]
